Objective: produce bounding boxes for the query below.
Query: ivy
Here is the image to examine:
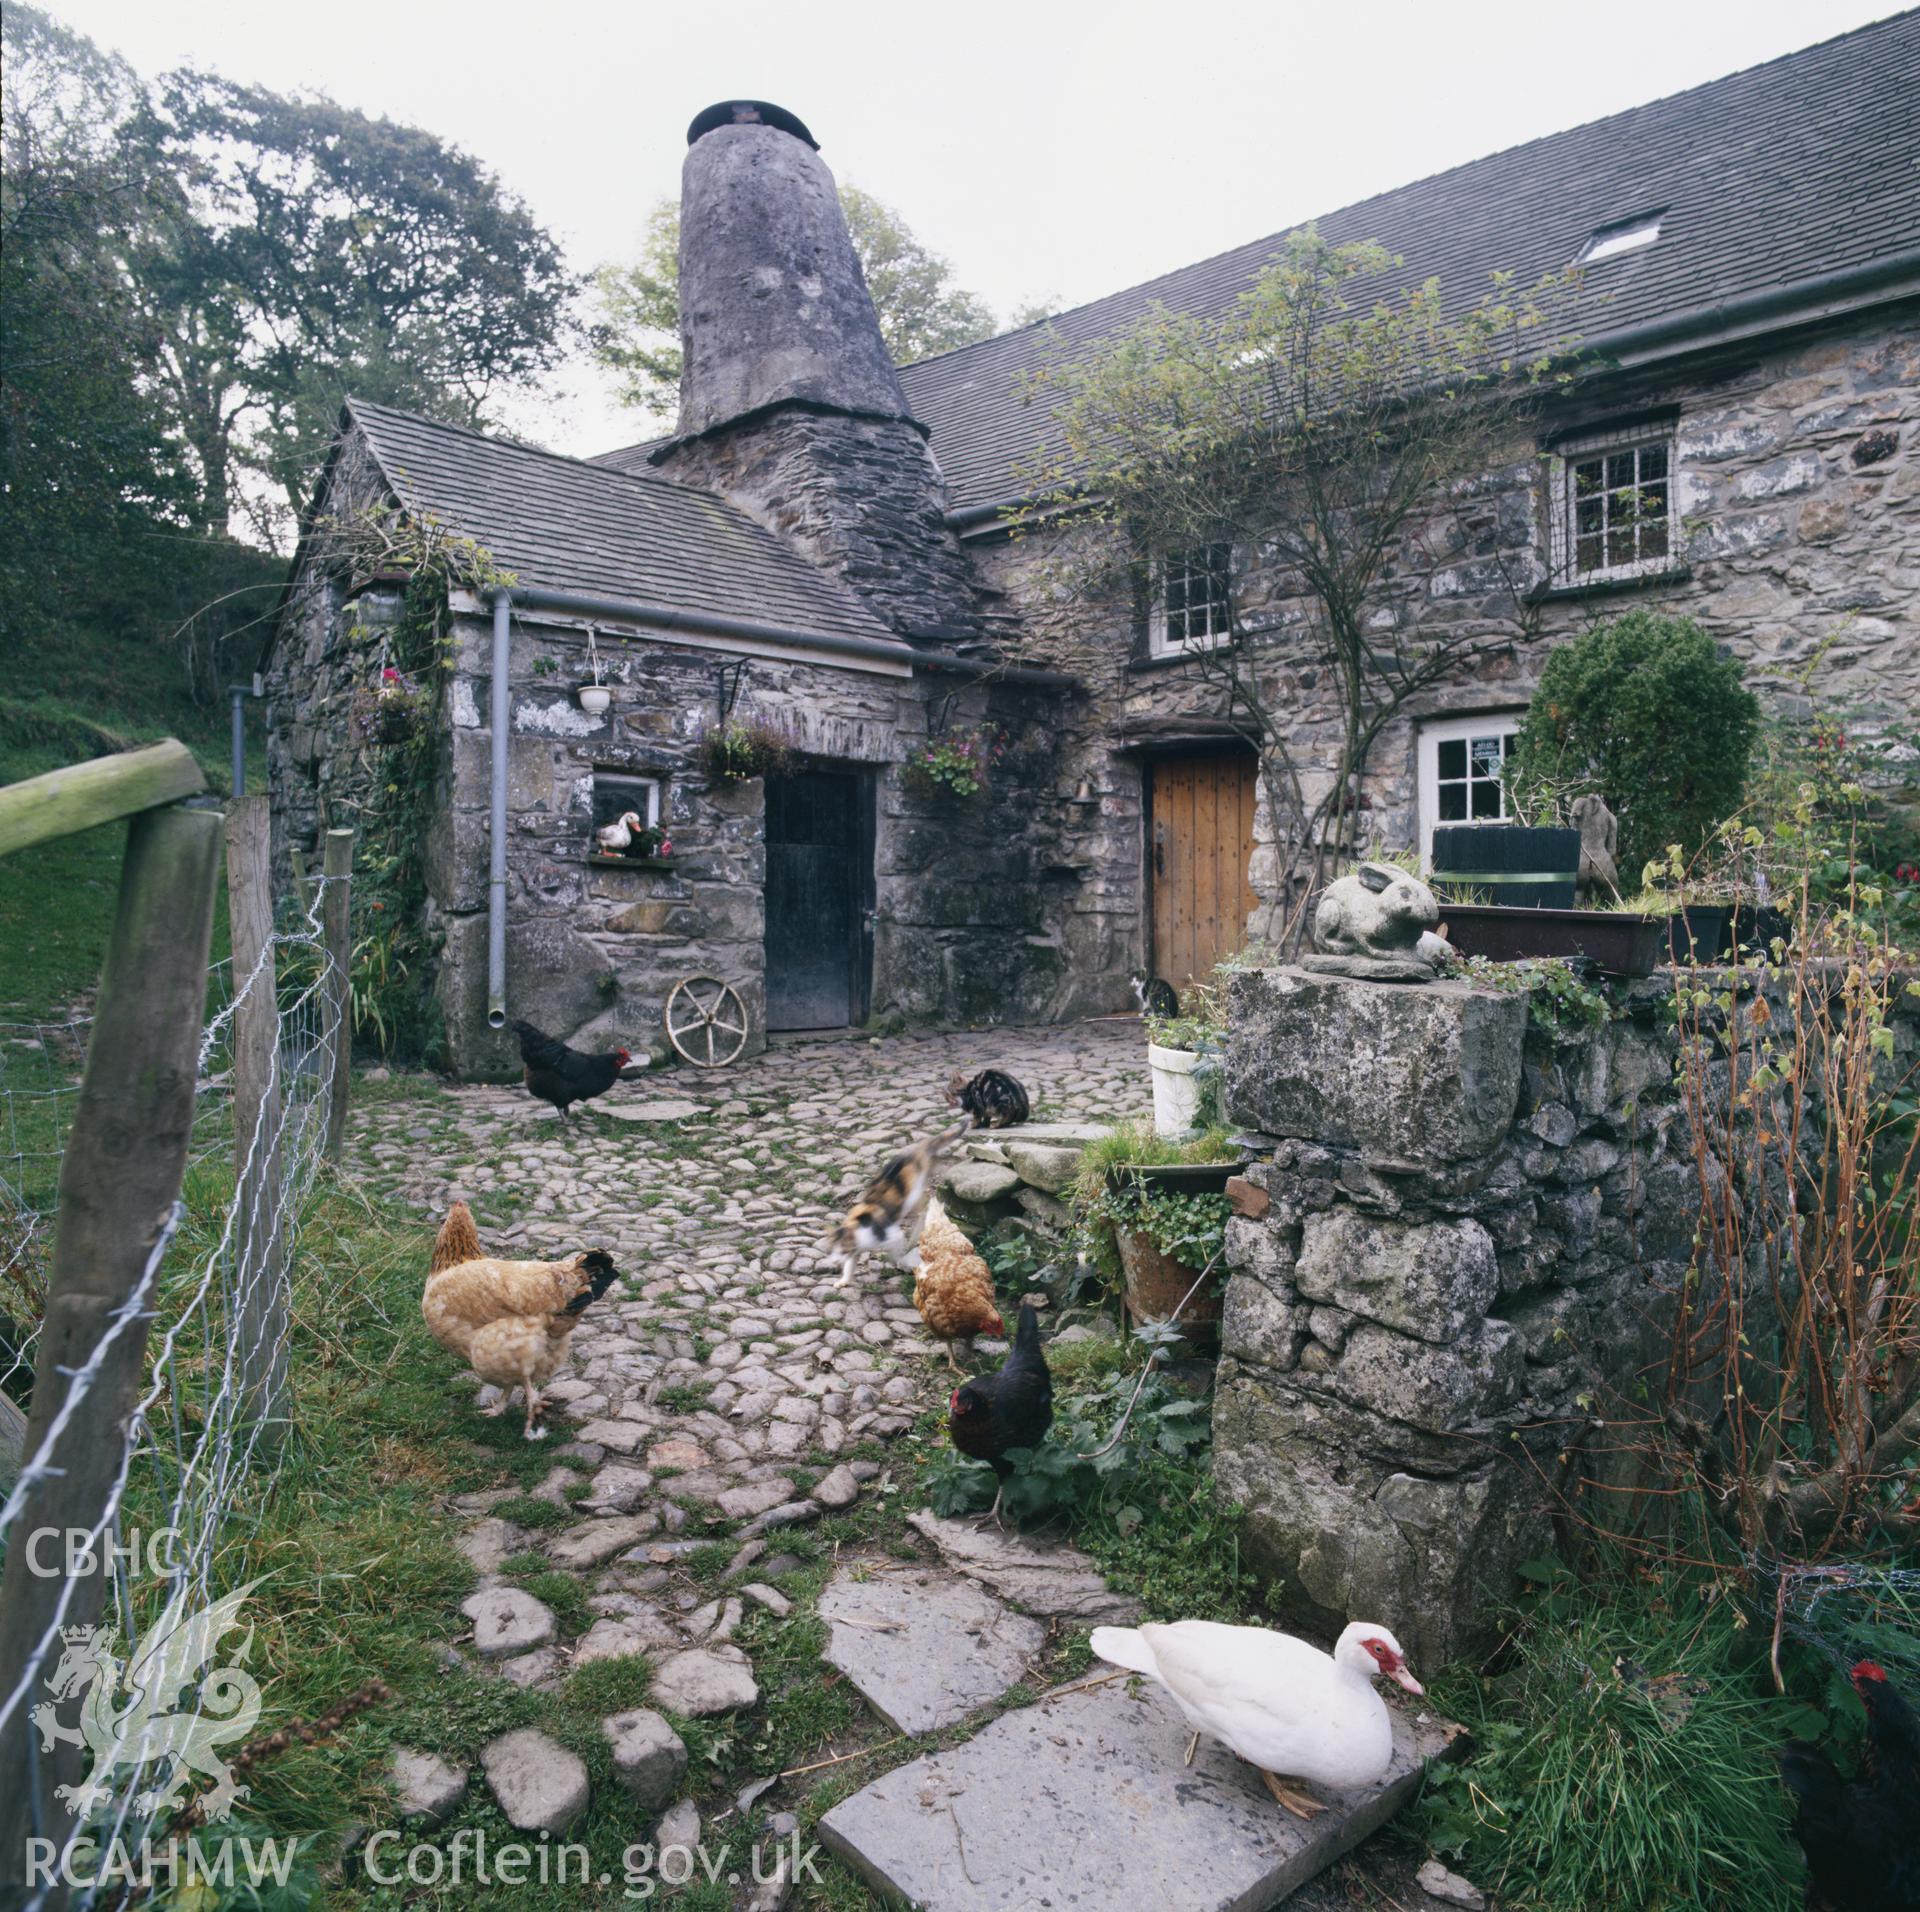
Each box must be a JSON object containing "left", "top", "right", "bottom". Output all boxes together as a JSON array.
[{"left": 328, "top": 510, "right": 514, "bottom": 1061}]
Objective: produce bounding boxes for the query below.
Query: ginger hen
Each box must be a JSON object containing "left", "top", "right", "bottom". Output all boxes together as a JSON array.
[
  {"left": 912, "top": 1196, "right": 1004, "bottom": 1372},
  {"left": 422, "top": 1204, "right": 620, "bottom": 1441}
]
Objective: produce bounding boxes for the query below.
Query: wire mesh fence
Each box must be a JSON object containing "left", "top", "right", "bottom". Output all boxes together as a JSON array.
[{"left": 0, "top": 869, "right": 345, "bottom": 1899}]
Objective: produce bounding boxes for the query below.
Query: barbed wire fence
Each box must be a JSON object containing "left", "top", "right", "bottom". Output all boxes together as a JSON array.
[{"left": 0, "top": 773, "right": 355, "bottom": 1906}]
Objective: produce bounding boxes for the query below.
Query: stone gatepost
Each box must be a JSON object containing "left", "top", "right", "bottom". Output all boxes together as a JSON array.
[{"left": 1211, "top": 965, "right": 1691, "bottom": 1666}]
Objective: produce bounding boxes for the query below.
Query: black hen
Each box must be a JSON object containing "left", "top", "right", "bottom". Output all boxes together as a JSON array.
[
  {"left": 1781, "top": 1660, "right": 1920, "bottom": 1910},
  {"left": 948, "top": 1301, "right": 1053, "bottom": 1524},
  {"left": 510, "top": 1020, "right": 631, "bottom": 1121}
]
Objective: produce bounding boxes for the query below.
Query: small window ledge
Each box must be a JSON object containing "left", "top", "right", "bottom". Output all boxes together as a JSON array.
[{"left": 1531, "top": 563, "right": 1692, "bottom": 605}]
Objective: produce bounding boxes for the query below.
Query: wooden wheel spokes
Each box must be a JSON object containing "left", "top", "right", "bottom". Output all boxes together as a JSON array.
[{"left": 664, "top": 976, "right": 749, "bottom": 1069}]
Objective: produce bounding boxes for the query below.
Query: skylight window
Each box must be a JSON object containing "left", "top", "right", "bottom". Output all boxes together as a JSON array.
[{"left": 1577, "top": 214, "right": 1663, "bottom": 264}]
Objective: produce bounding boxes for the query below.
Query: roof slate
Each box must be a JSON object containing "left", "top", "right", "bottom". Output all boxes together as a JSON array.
[
  {"left": 344, "top": 399, "right": 893, "bottom": 643},
  {"left": 597, "top": 15, "right": 1920, "bottom": 513}
]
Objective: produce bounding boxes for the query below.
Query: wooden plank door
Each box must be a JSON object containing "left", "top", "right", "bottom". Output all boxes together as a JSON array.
[
  {"left": 765, "top": 770, "right": 872, "bottom": 1031},
  {"left": 1149, "top": 753, "right": 1258, "bottom": 991}
]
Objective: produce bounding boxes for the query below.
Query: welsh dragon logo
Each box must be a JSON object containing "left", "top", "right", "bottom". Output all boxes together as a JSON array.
[{"left": 29, "top": 1579, "right": 264, "bottom": 1823}]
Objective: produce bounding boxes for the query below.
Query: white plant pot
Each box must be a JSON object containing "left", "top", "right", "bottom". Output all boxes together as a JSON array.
[
  {"left": 577, "top": 684, "right": 612, "bottom": 716},
  {"left": 1148, "top": 1042, "right": 1203, "bottom": 1138}
]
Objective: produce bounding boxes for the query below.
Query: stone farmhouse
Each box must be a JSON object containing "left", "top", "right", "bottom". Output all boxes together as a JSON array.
[{"left": 267, "top": 16, "right": 1919, "bottom": 1076}]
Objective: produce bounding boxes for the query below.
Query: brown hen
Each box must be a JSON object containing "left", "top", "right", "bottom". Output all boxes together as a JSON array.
[{"left": 913, "top": 1196, "right": 1005, "bottom": 1372}]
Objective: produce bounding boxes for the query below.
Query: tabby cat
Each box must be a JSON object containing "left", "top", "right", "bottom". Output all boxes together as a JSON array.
[
  {"left": 946, "top": 1067, "right": 1031, "bottom": 1129},
  {"left": 825, "top": 1118, "right": 973, "bottom": 1288}
]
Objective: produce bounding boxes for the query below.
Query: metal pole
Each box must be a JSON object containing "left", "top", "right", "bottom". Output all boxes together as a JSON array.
[
  {"left": 487, "top": 593, "right": 511, "bottom": 1029},
  {"left": 229, "top": 684, "right": 247, "bottom": 797}
]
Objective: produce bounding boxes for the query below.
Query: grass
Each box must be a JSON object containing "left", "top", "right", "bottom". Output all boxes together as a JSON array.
[{"left": 1408, "top": 1566, "right": 1806, "bottom": 1912}]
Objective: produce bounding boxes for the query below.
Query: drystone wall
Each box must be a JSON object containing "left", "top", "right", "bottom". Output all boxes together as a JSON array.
[{"left": 1210, "top": 966, "right": 1708, "bottom": 1665}]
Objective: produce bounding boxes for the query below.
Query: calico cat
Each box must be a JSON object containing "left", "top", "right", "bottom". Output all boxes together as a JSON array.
[
  {"left": 826, "top": 1117, "right": 973, "bottom": 1289},
  {"left": 946, "top": 1067, "right": 1031, "bottom": 1129},
  {"left": 1130, "top": 969, "right": 1181, "bottom": 1019}
]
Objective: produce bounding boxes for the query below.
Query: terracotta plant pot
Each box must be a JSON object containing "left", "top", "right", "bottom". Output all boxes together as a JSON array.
[{"left": 1115, "top": 1226, "right": 1222, "bottom": 1350}]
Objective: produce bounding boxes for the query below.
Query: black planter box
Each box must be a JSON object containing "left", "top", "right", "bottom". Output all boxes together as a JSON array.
[
  {"left": 1440, "top": 904, "right": 1666, "bottom": 977},
  {"left": 1432, "top": 824, "right": 1581, "bottom": 910},
  {"left": 1665, "top": 904, "right": 1730, "bottom": 965},
  {"left": 1722, "top": 903, "right": 1794, "bottom": 958}
]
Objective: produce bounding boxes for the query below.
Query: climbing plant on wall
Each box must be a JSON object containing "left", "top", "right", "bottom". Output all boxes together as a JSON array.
[{"left": 328, "top": 508, "right": 513, "bottom": 1061}]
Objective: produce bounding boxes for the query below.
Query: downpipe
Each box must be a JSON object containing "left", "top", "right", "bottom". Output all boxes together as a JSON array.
[{"left": 486, "top": 593, "right": 510, "bottom": 1029}]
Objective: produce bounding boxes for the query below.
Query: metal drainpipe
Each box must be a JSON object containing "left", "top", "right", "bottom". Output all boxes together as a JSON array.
[
  {"left": 228, "top": 684, "right": 248, "bottom": 796},
  {"left": 486, "top": 593, "right": 511, "bottom": 1029}
]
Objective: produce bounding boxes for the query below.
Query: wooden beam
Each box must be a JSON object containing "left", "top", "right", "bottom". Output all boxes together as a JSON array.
[
  {"left": 321, "top": 829, "right": 354, "bottom": 1163},
  {"left": 0, "top": 739, "right": 206, "bottom": 859},
  {"left": 226, "top": 798, "right": 288, "bottom": 1450},
  {"left": 0, "top": 802, "right": 221, "bottom": 1893}
]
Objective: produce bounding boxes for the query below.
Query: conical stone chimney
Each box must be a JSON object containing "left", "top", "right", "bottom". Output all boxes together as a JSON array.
[{"left": 656, "top": 100, "right": 982, "bottom": 646}]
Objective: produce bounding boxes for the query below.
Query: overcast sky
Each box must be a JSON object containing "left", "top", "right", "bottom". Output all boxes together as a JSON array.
[{"left": 38, "top": 0, "right": 1898, "bottom": 458}]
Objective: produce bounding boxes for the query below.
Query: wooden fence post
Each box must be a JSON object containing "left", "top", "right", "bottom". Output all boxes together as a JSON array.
[
  {"left": 226, "top": 797, "right": 287, "bottom": 1450},
  {"left": 0, "top": 801, "right": 222, "bottom": 1896},
  {"left": 322, "top": 828, "right": 354, "bottom": 1163},
  {"left": 288, "top": 845, "right": 315, "bottom": 920}
]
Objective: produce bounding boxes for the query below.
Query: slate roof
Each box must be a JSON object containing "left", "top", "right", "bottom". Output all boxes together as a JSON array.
[
  {"left": 598, "top": 14, "right": 1920, "bottom": 513},
  {"left": 343, "top": 399, "right": 894, "bottom": 642}
]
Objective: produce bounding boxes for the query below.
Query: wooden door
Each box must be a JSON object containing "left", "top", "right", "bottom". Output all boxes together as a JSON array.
[
  {"left": 765, "top": 770, "right": 873, "bottom": 1031},
  {"left": 1149, "top": 753, "right": 1258, "bottom": 991}
]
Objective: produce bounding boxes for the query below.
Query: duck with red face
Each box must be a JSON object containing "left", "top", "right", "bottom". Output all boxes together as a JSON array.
[{"left": 1088, "top": 1618, "right": 1424, "bottom": 1817}]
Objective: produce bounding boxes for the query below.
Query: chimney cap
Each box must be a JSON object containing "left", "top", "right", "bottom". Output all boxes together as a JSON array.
[{"left": 686, "top": 101, "right": 819, "bottom": 150}]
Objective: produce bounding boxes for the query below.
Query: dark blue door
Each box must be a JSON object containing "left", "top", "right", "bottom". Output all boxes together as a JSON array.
[{"left": 765, "top": 770, "right": 872, "bottom": 1031}]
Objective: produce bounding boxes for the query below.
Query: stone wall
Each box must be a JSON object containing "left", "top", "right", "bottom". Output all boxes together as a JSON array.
[
  {"left": 1210, "top": 966, "right": 1706, "bottom": 1666},
  {"left": 659, "top": 412, "right": 986, "bottom": 646},
  {"left": 984, "top": 308, "right": 1920, "bottom": 943}
]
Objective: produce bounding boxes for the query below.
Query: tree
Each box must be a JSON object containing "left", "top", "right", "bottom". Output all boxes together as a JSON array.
[
  {"left": 130, "top": 70, "right": 577, "bottom": 536},
  {"left": 1019, "top": 228, "right": 1573, "bottom": 952},
  {"left": 0, "top": 8, "right": 185, "bottom": 629},
  {"left": 593, "top": 189, "right": 999, "bottom": 418},
  {"left": 1506, "top": 611, "right": 1760, "bottom": 882}
]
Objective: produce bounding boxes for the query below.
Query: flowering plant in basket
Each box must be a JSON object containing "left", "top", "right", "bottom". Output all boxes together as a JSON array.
[
  {"left": 350, "top": 667, "right": 429, "bottom": 744},
  {"left": 903, "top": 726, "right": 1003, "bottom": 799}
]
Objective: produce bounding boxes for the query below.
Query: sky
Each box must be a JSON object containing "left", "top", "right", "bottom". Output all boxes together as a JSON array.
[{"left": 34, "top": 0, "right": 1902, "bottom": 459}]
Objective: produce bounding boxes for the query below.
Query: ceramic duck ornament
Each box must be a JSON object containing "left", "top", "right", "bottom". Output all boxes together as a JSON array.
[
  {"left": 1089, "top": 1618, "right": 1422, "bottom": 1815},
  {"left": 595, "top": 810, "right": 644, "bottom": 854}
]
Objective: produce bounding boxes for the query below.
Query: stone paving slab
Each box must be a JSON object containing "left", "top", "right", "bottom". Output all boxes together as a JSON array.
[
  {"left": 907, "top": 1510, "right": 1145, "bottom": 1625},
  {"left": 818, "top": 1673, "right": 1459, "bottom": 1912},
  {"left": 819, "top": 1564, "right": 1044, "bottom": 1735}
]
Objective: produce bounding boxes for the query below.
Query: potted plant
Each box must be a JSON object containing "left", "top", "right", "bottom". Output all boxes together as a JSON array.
[
  {"left": 350, "top": 666, "right": 427, "bottom": 746},
  {"left": 1142, "top": 992, "right": 1224, "bottom": 1138},
  {"left": 1072, "top": 1120, "right": 1242, "bottom": 1349},
  {"left": 695, "top": 715, "right": 796, "bottom": 783},
  {"left": 578, "top": 681, "right": 612, "bottom": 717},
  {"left": 901, "top": 726, "right": 1004, "bottom": 800}
]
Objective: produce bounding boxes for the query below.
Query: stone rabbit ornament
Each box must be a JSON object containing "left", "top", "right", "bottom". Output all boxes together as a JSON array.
[{"left": 1306, "top": 861, "right": 1445, "bottom": 982}]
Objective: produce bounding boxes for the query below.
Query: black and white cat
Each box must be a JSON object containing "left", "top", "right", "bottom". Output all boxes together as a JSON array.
[{"left": 1130, "top": 969, "right": 1181, "bottom": 1019}]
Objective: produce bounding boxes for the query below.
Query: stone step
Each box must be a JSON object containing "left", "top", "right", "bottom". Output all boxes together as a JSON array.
[{"left": 819, "top": 1671, "right": 1459, "bottom": 1912}]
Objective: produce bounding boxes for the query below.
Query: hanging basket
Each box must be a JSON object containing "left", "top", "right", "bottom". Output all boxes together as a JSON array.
[{"left": 350, "top": 670, "right": 427, "bottom": 746}]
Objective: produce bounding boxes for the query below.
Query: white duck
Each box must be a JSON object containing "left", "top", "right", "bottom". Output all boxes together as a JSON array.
[
  {"left": 1089, "top": 1618, "right": 1422, "bottom": 1816},
  {"left": 594, "top": 810, "right": 644, "bottom": 854}
]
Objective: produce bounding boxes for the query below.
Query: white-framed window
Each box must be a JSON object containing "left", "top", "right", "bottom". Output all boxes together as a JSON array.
[
  {"left": 1550, "top": 425, "right": 1676, "bottom": 584},
  {"left": 1149, "top": 543, "right": 1233, "bottom": 656},
  {"left": 1417, "top": 713, "right": 1523, "bottom": 869},
  {"left": 590, "top": 770, "right": 661, "bottom": 837}
]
